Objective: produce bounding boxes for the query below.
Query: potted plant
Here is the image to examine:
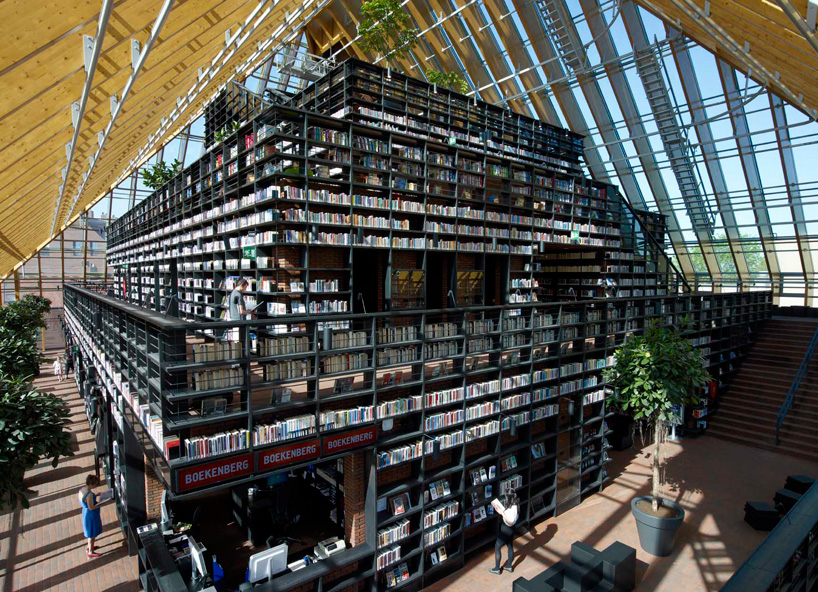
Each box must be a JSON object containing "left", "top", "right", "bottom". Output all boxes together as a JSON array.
[
  {"left": 425, "top": 69, "right": 469, "bottom": 94},
  {"left": 604, "top": 320, "right": 710, "bottom": 556},
  {"left": 0, "top": 295, "right": 52, "bottom": 377}
]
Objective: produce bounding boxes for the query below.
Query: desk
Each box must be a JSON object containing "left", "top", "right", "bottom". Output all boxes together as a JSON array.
[{"left": 137, "top": 526, "right": 191, "bottom": 592}]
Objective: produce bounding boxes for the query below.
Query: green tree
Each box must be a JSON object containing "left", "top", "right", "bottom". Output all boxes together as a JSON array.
[
  {"left": 142, "top": 159, "right": 182, "bottom": 190},
  {"left": 425, "top": 69, "right": 469, "bottom": 94},
  {"left": 688, "top": 233, "right": 765, "bottom": 276},
  {"left": 0, "top": 296, "right": 52, "bottom": 378},
  {"left": 357, "top": 0, "right": 418, "bottom": 70},
  {"left": 0, "top": 377, "right": 73, "bottom": 509},
  {"left": 604, "top": 320, "right": 710, "bottom": 512}
]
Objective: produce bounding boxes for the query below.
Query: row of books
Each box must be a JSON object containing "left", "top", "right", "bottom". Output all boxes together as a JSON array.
[
  {"left": 191, "top": 368, "right": 243, "bottom": 392},
  {"left": 425, "top": 409, "right": 464, "bottom": 432},
  {"left": 376, "top": 395, "right": 422, "bottom": 419},
  {"left": 262, "top": 360, "right": 311, "bottom": 381},
  {"left": 377, "top": 546, "right": 402, "bottom": 571},
  {"left": 186, "top": 429, "right": 250, "bottom": 460},
  {"left": 378, "top": 325, "right": 419, "bottom": 344},
  {"left": 320, "top": 405, "right": 374, "bottom": 431},
  {"left": 424, "top": 523, "right": 451, "bottom": 546},
  {"left": 424, "top": 341, "right": 459, "bottom": 359},
  {"left": 330, "top": 330, "right": 368, "bottom": 349},
  {"left": 191, "top": 341, "right": 242, "bottom": 363},
  {"left": 376, "top": 347, "right": 418, "bottom": 365},
  {"left": 501, "top": 392, "right": 531, "bottom": 411},
  {"left": 465, "top": 401, "right": 499, "bottom": 421},
  {"left": 423, "top": 501, "right": 459, "bottom": 529},
  {"left": 377, "top": 519, "right": 410, "bottom": 548},
  {"left": 253, "top": 414, "right": 316, "bottom": 445},
  {"left": 321, "top": 352, "right": 369, "bottom": 374},
  {"left": 499, "top": 474, "right": 523, "bottom": 495},
  {"left": 466, "top": 419, "right": 500, "bottom": 442},
  {"left": 258, "top": 336, "right": 310, "bottom": 356}
]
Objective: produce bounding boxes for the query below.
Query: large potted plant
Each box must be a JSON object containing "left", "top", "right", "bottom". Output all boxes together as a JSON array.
[
  {"left": 0, "top": 376, "right": 73, "bottom": 509},
  {"left": 0, "top": 295, "right": 52, "bottom": 377},
  {"left": 604, "top": 320, "right": 710, "bottom": 556}
]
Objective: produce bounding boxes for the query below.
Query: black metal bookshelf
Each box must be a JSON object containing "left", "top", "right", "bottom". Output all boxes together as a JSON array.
[
  {"left": 77, "top": 60, "right": 769, "bottom": 592},
  {"left": 64, "top": 283, "right": 771, "bottom": 592}
]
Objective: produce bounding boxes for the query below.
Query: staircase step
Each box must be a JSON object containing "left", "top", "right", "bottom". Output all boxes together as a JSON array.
[
  {"left": 707, "top": 429, "right": 818, "bottom": 463},
  {"left": 706, "top": 318, "right": 818, "bottom": 462}
]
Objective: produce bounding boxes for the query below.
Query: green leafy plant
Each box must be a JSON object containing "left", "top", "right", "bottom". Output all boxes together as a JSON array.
[
  {"left": 0, "top": 296, "right": 51, "bottom": 379},
  {"left": 0, "top": 377, "right": 73, "bottom": 509},
  {"left": 357, "top": 0, "right": 418, "bottom": 70},
  {"left": 0, "top": 295, "right": 51, "bottom": 337},
  {"left": 426, "top": 69, "right": 469, "bottom": 94},
  {"left": 604, "top": 320, "right": 710, "bottom": 512},
  {"left": 142, "top": 159, "right": 182, "bottom": 190}
]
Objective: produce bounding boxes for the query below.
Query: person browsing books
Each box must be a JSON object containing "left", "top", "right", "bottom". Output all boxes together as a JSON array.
[
  {"left": 489, "top": 489, "right": 519, "bottom": 575},
  {"left": 228, "top": 278, "right": 254, "bottom": 321},
  {"left": 78, "top": 474, "right": 113, "bottom": 558}
]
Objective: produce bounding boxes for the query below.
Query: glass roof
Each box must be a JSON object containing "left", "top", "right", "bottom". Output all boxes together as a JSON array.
[{"left": 104, "top": 0, "right": 818, "bottom": 306}]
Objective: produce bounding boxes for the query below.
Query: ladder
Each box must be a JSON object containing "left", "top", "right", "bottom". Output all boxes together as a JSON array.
[
  {"left": 535, "top": 0, "right": 587, "bottom": 73},
  {"left": 633, "top": 45, "right": 716, "bottom": 236}
]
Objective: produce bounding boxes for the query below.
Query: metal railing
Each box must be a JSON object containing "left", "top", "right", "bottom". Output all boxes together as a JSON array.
[
  {"left": 775, "top": 326, "right": 818, "bottom": 444},
  {"left": 721, "top": 482, "right": 818, "bottom": 592}
]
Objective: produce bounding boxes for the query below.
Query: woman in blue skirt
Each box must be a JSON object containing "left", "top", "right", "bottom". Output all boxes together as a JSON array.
[{"left": 79, "top": 475, "right": 108, "bottom": 558}]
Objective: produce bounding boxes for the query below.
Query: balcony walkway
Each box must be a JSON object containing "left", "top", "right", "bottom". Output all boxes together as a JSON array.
[
  {"left": 0, "top": 352, "right": 138, "bottom": 592},
  {"left": 427, "top": 428, "right": 818, "bottom": 592}
]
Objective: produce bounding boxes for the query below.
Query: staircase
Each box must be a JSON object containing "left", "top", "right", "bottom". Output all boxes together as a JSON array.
[{"left": 708, "top": 318, "right": 818, "bottom": 462}]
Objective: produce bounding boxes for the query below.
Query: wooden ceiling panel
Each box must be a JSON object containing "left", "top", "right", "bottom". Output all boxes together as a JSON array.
[{"left": 633, "top": 0, "right": 818, "bottom": 117}]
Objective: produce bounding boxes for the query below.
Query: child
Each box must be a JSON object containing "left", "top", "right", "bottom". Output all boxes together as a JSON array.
[{"left": 53, "top": 357, "right": 63, "bottom": 381}]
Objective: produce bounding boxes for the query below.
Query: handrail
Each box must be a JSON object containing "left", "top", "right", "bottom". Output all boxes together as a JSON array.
[
  {"left": 615, "top": 190, "right": 692, "bottom": 294},
  {"left": 720, "top": 481, "right": 818, "bottom": 592},
  {"left": 775, "top": 326, "right": 818, "bottom": 444}
]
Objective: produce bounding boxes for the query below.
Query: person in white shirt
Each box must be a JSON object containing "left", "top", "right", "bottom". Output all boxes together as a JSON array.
[
  {"left": 53, "top": 357, "right": 63, "bottom": 381},
  {"left": 490, "top": 490, "right": 520, "bottom": 574}
]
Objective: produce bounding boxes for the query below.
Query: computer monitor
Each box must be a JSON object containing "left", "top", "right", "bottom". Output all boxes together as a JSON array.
[
  {"left": 160, "top": 490, "right": 171, "bottom": 526},
  {"left": 188, "top": 536, "right": 209, "bottom": 581},
  {"left": 248, "top": 543, "right": 288, "bottom": 583}
]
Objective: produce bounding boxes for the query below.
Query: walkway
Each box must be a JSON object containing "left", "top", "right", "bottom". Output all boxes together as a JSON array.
[
  {"left": 427, "top": 434, "right": 818, "bottom": 592},
  {"left": 0, "top": 353, "right": 138, "bottom": 592}
]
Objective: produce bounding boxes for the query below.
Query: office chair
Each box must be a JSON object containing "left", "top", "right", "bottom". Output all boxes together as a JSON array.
[{"left": 266, "top": 484, "right": 302, "bottom": 548}]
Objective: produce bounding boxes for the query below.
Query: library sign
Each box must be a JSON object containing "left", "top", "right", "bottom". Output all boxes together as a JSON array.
[
  {"left": 173, "top": 427, "right": 376, "bottom": 492},
  {"left": 177, "top": 453, "right": 254, "bottom": 492}
]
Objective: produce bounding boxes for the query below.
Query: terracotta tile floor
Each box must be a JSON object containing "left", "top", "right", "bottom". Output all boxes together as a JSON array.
[
  {"left": 426, "top": 435, "right": 818, "bottom": 592},
  {"left": 0, "top": 355, "right": 138, "bottom": 592}
]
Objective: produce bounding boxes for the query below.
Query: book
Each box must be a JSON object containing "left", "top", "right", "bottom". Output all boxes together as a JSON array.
[
  {"left": 391, "top": 495, "right": 406, "bottom": 516},
  {"left": 97, "top": 489, "right": 114, "bottom": 503},
  {"left": 491, "top": 498, "right": 505, "bottom": 514},
  {"left": 479, "top": 467, "right": 488, "bottom": 482},
  {"left": 485, "top": 485, "right": 492, "bottom": 499},
  {"left": 430, "top": 550, "right": 439, "bottom": 565},
  {"left": 488, "top": 465, "right": 496, "bottom": 479},
  {"left": 437, "top": 547, "right": 447, "bottom": 561}
]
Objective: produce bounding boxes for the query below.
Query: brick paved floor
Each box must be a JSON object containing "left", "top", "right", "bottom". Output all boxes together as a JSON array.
[
  {"left": 0, "top": 354, "right": 138, "bottom": 592},
  {"left": 425, "top": 435, "right": 818, "bottom": 592}
]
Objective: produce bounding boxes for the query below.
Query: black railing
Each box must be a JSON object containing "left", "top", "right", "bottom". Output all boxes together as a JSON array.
[
  {"left": 721, "top": 482, "right": 818, "bottom": 592},
  {"left": 776, "top": 327, "right": 818, "bottom": 444}
]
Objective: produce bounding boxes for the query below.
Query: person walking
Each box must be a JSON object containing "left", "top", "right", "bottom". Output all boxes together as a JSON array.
[
  {"left": 53, "top": 356, "right": 63, "bottom": 382},
  {"left": 489, "top": 489, "right": 520, "bottom": 575},
  {"left": 65, "top": 352, "right": 75, "bottom": 378},
  {"left": 78, "top": 475, "right": 110, "bottom": 558}
]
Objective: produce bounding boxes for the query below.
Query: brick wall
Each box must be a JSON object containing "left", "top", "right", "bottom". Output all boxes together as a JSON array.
[
  {"left": 144, "top": 455, "right": 164, "bottom": 522},
  {"left": 344, "top": 450, "right": 367, "bottom": 547}
]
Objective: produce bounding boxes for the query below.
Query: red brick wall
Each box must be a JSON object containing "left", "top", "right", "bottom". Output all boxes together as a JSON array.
[
  {"left": 144, "top": 455, "right": 164, "bottom": 522},
  {"left": 344, "top": 451, "right": 366, "bottom": 547}
]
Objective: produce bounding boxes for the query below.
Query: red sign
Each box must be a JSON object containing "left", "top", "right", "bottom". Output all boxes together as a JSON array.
[
  {"left": 257, "top": 439, "right": 320, "bottom": 471},
  {"left": 177, "top": 453, "right": 254, "bottom": 492},
  {"left": 323, "top": 426, "right": 377, "bottom": 455}
]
